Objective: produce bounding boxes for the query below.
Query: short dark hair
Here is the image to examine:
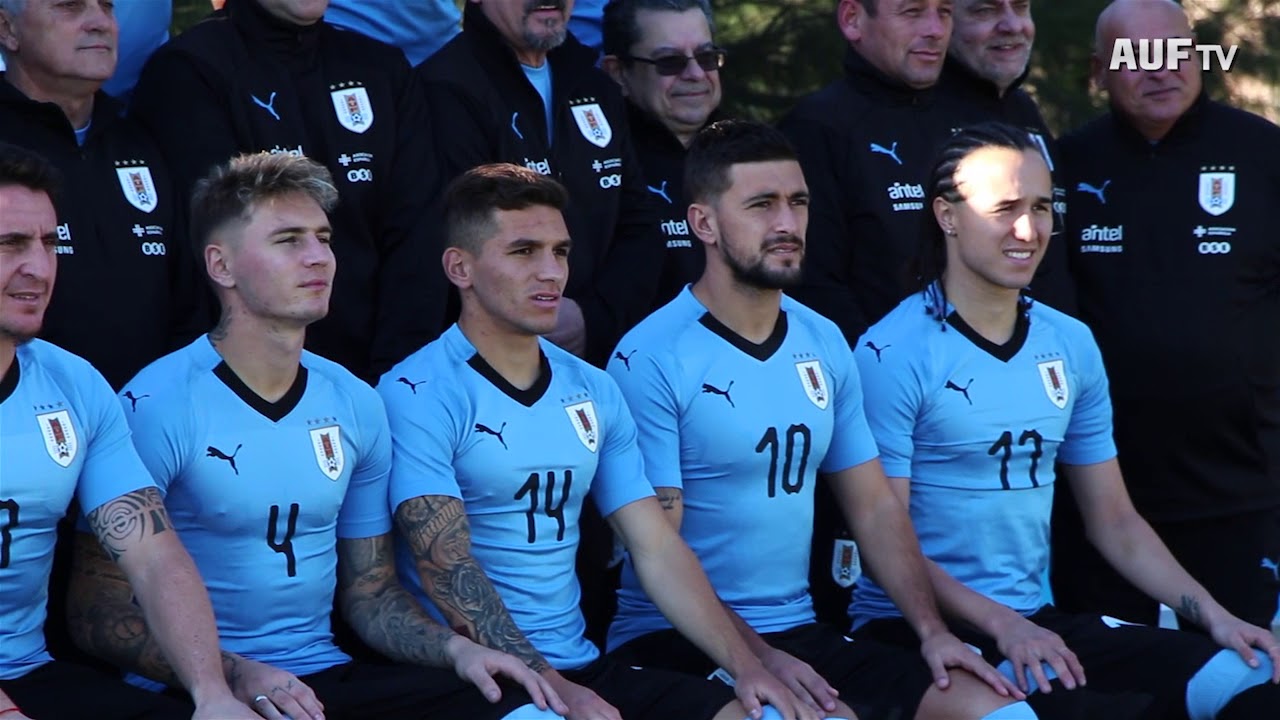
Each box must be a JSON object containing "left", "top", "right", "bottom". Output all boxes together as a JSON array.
[
  {"left": 684, "top": 119, "right": 798, "bottom": 204},
  {"left": 189, "top": 152, "right": 339, "bottom": 255},
  {"left": 602, "top": 0, "right": 715, "bottom": 57},
  {"left": 0, "top": 142, "right": 62, "bottom": 200},
  {"left": 856, "top": 0, "right": 880, "bottom": 18},
  {"left": 444, "top": 163, "right": 570, "bottom": 253},
  {"left": 909, "top": 121, "right": 1041, "bottom": 317}
]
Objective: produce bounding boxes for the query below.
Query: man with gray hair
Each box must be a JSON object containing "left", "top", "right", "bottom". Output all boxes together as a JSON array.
[
  {"left": 67, "top": 151, "right": 569, "bottom": 720},
  {"left": 1052, "top": 0, "right": 1280, "bottom": 644},
  {"left": 601, "top": 0, "right": 724, "bottom": 309},
  {"left": 0, "top": 0, "right": 207, "bottom": 390}
]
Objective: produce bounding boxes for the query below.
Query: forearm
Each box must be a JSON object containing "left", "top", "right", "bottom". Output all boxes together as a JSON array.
[
  {"left": 721, "top": 601, "right": 775, "bottom": 658},
  {"left": 0, "top": 688, "right": 19, "bottom": 712},
  {"left": 340, "top": 575, "right": 457, "bottom": 667},
  {"left": 1087, "top": 511, "right": 1224, "bottom": 627},
  {"left": 922, "top": 558, "right": 1026, "bottom": 638},
  {"left": 396, "top": 496, "right": 551, "bottom": 673},
  {"left": 853, "top": 494, "right": 949, "bottom": 641},
  {"left": 632, "top": 535, "right": 760, "bottom": 677}
]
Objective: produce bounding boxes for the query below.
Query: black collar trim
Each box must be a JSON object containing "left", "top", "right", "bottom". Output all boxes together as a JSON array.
[
  {"left": 699, "top": 311, "right": 788, "bottom": 362},
  {"left": 213, "top": 361, "right": 308, "bottom": 422},
  {"left": 466, "top": 351, "right": 552, "bottom": 407},
  {"left": 945, "top": 310, "right": 1029, "bottom": 362},
  {"left": 0, "top": 356, "right": 19, "bottom": 404}
]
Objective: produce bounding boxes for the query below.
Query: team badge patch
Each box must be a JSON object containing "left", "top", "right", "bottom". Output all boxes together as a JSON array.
[
  {"left": 570, "top": 102, "right": 612, "bottom": 148},
  {"left": 115, "top": 164, "right": 157, "bottom": 214},
  {"left": 795, "top": 360, "right": 829, "bottom": 410},
  {"left": 564, "top": 400, "right": 599, "bottom": 452},
  {"left": 36, "top": 410, "right": 78, "bottom": 467},
  {"left": 1198, "top": 168, "right": 1235, "bottom": 216},
  {"left": 309, "top": 425, "right": 345, "bottom": 481},
  {"left": 1037, "top": 359, "right": 1069, "bottom": 410},
  {"left": 831, "top": 538, "right": 862, "bottom": 588},
  {"left": 330, "top": 84, "right": 374, "bottom": 134}
]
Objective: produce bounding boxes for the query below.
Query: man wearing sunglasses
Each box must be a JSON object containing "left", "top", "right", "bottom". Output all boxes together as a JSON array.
[
  {"left": 419, "top": 0, "right": 664, "bottom": 369},
  {"left": 602, "top": 0, "right": 725, "bottom": 311}
]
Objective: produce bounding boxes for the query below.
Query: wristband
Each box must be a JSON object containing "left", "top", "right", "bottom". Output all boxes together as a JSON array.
[{"left": 0, "top": 707, "right": 22, "bottom": 717}]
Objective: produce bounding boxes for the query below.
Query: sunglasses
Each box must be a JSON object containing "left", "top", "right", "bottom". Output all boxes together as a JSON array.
[{"left": 625, "top": 47, "right": 727, "bottom": 76}]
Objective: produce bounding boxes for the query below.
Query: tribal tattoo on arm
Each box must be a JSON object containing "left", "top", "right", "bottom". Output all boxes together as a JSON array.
[
  {"left": 395, "top": 496, "right": 550, "bottom": 673},
  {"left": 66, "top": 529, "right": 181, "bottom": 686},
  {"left": 84, "top": 487, "right": 172, "bottom": 562},
  {"left": 336, "top": 534, "right": 458, "bottom": 668}
]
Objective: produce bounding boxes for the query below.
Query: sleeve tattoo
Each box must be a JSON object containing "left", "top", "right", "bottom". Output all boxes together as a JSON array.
[
  {"left": 84, "top": 487, "right": 171, "bottom": 562},
  {"left": 395, "top": 496, "right": 550, "bottom": 673},
  {"left": 336, "top": 534, "right": 457, "bottom": 668}
]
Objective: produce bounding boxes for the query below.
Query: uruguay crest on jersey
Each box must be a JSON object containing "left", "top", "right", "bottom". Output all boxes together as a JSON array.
[
  {"left": 36, "top": 409, "right": 78, "bottom": 467},
  {"left": 1037, "top": 359, "right": 1069, "bottom": 410},
  {"left": 570, "top": 102, "right": 612, "bottom": 148},
  {"left": 564, "top": 400, "right": 599, "bottom": 452},
  {"left": 115, "top": 163, "right": 157, "bottom": 214},
  {"left": 330, "top": 83, "right": 374, "bottom": 134},
  {"left": 795, "top": 360, "right": 829, "bottom": 410},
  {"left": 309, "top": 425, "right": 345, "bottom": 481},
  {"left": 1198, "top": 168, "right": 1235, "bottom": 216}
]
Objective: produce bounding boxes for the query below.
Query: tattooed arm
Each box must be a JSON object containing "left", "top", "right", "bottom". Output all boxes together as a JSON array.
[
  {"left": 393, "top": 496, "right": 550, "bottom": 672},
  {"left": 336, "top": 532, "right": 565, "bottom": 711},
  {"left": 69, "top": 488, "right": 257, "bottom": 718}
]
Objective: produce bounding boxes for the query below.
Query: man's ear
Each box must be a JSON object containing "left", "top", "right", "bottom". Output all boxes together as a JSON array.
[
  {"left": 837, "top": 0, "right": 866, "bottom": 46},
  {"left": 442, "top": 246, "right": 474, "bottom": 290},
  {"left": 601, "top": 54, "right": 629, "bottom": 95},
  {"left": 0, "top": 9, "right": 22, "bottom": 56},
  {"left": 205, "top": 243, "right": 235, "bottom": 290},
  {"left": 933, "top": 197, "right": 955, "bottom": 237},
  {"left": 688, "top": 202, "right": 717, "bottom": 248}
]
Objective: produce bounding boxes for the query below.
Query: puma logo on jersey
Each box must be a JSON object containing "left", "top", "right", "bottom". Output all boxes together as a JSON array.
[
  {"left": 613, "top": 350, "right": 637, "bottom": 371},
  {"left": 945, "top": 378, "right": 974, "bottom": 405},
  {"left": 396, "top": 377, "right": 427, "bottom": 394},
  {"left": 1263, "top": 557, "right": 1279, "bottom": 583},
  {"left": 869, "top": 141, "right": 903, "bottom": 165},
  {"left": 1077, "top": 180, "right": 1111, "bottom": 204},
  {"left": 646, "top": 180, "right": 673, "bottom": 204},
  {"left": 122, "top": 391, "right": 150, "bottom": 412},
  {"left": 701, "top": 380, "right": 735, "bottom": 408},
  {"left": 863, "top": 341, "right": 890, "bottom": 362},
  {"left": 251, "top": 91, "right": 281, "bottom": 121},
  {"left": 475, "top": 422, "right": 508, "bottom": 450},
  {"left": 206, "top": 444, "right": 243, "bottom": 475}
]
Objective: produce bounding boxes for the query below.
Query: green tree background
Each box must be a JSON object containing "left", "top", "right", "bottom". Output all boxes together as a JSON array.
[{"left": 171, "top": 0, "right": 1279, "bottom": 135}]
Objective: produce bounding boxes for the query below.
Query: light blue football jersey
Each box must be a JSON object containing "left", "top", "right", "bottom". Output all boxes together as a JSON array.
[
  {"left": 120, "top": 336, "right": 392, "bottom": 677},
  {"left": 850, "top": 286, "right": 1116, "bottom": 625},
  {"left": 605, "top": 288, "right": 880, "bottom": 650},
  {"left": 0, "top": 340, "right": 154, "bottom": 680},
  {"left": 381, "top": 324, "right": 654, "bottom": 671}
]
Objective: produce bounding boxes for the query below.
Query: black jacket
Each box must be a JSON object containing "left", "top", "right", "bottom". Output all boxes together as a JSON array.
[
  {"left": 778, "top": 49, "right": 951, "bottom": 344},
  {"left": 934, "top": 56, "right": 1077, "bottom": 316},
  {"left": 0, "top": 80, "right": 206, "bottom": 389},
  {"left": 418, "top": 2, "right": 662, "bottom": 364},
  {"left": 1060, "top": 96, "right": 1280, "bottom": 520},
  {"left": 627, "top": 102, "right": 707, "bottom": 310},
  {"left": 130, "top": 0, "right": 445, "bottom": 382}
]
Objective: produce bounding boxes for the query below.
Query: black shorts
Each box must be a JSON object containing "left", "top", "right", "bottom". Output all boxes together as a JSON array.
[
  {"left": 612, "top": 623, "right": 933, "bottom": 720},
  {"left": 0, "top": 661, "right": 190, "bottom": 720},
  {"left": 857, "top": 606, "right": 1221, "bottom": 720},
  {"left": 300, "top": 660, "right": 535, "bottom": 720},
  {"left": 1052, "top": 505, "right": 1280, "bottom": 630},
  {"left": 561, "top": 655, "right": 737, "bottom": 720}
]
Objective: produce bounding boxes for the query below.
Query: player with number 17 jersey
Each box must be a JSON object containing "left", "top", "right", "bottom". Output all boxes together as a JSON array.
[
  {"left": 119, "top": 336, "right": 392, "bottom": 676},
  {"left": 380, "top": 325, "right": 654, "bottom": 671}
]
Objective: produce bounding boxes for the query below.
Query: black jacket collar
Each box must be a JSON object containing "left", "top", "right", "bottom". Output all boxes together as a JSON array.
[
  {"left": 463, "top": 2, "right": 598, "bottom": 84},
  {"left": 939, "top": 54, "right": 1027, "bottom": 107},
  {"left": 225, "top": 0, "right": 322, "bottom": 71},
  {"left": 1110, "top": 90, "right": 1211, "bottom": 151},
  {"left": 842, "top": 47, "right": 935, "bottom": 106},
  {"left": 0, "top": 75, "right": 122, "bottom": 144}
]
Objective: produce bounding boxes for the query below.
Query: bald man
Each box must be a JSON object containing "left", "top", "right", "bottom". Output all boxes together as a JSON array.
[{"left": 1052, "top": 0, "right": 1280, "bottom": 641}]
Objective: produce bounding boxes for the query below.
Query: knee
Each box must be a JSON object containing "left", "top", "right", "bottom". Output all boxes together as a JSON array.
[
  {"left": 500, "top": 703, "right": 567, "bottom": 720},
  {"left": 1186, "top": 649, "right": 1276, "bottom": 720}
]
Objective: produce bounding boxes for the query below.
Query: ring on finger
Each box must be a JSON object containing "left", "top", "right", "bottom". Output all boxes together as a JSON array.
[{"left": 253, "top": 694, "right": 269, "bottom": 704}]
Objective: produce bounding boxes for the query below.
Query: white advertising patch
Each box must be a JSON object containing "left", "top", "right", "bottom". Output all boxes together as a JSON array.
[
  {"left": 309, "top": 425, "right": 345, "bottom": 481},
  {"left": 570, "top": 102, "right": 612, "bottom": 148},
  {"left": 330, "top": 84, "right": 374, "bottom": 134},
  {"left": 37, "top": 410, "right": 78, "bottom": 467}
]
